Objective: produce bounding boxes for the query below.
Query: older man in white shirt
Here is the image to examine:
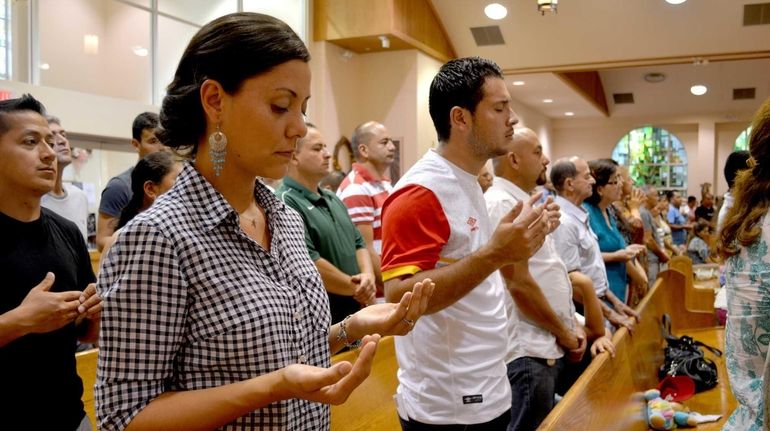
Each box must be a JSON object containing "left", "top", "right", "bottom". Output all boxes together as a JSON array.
[{"left": 549, "top": 156, "right": 640, "bottom": 332}]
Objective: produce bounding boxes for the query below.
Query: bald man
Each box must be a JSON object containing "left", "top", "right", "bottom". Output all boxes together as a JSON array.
[
  {"left": 485, "top": 128, "right": 600, "bottom": 431},
  {"left": 337, "top": 121, "right": 396, "bottom": 295}
]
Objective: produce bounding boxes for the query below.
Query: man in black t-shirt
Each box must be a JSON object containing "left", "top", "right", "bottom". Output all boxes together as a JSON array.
[
  {"left": 695, "top": 192, "right": 716, "bottom": 231},
  {"left": 0, "top": 94, "right": 102, "bottom": 430}
]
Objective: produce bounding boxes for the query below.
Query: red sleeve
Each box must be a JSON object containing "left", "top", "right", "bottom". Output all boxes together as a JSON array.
[{"left": 380, "top": 184, "right": 450, "bottom": 281}]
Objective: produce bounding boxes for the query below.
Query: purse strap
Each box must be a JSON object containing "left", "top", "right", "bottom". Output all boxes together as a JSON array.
[{"left": 660, "top": 313, "right": 723, "bottom": 357}]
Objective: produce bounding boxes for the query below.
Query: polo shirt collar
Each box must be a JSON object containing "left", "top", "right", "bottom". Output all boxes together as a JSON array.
[
  {"left": 352, "top": 162, "right": 377, "bottom": 182},
  {"left": 281, "top": 175, "right": 325, "bottom": 204},
  {"left": 490, "top": 176, "right": 530, "bottom": 202},
  {"left": 556, "top": 195, "right": 588, "bottom": 224}
]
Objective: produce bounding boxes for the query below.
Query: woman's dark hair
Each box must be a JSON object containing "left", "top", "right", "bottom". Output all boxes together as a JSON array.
[
  {"left": 117, "top": 152, "right": 177, "bottom": 229},
  {"left": 585, "top": 158, "right": 618, "bottom": 206},
  {"left": 723, "top": 150, "right": 750, "bottom": 190},
  {"left": 718, "top": 96, "right": 770, "bottom": 259},
  {"left": 158, "top": 13, "right": 310, "bottom": 156}
]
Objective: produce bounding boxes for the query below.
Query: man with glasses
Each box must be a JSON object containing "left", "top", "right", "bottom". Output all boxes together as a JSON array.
[{"left": 337, "top": 121, "right": 396, "bottom": 297}]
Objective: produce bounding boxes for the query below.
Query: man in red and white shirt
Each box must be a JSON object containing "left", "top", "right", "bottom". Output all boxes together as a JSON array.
[
  {"left": 381, "top": 57, "right": 555, "bottom": 430},
  {"left": 337, "top": 121, "right": 395, "bottom": 292}
]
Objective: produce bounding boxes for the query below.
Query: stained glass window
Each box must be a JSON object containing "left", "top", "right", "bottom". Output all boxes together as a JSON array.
[
  {"left": 734, "top": 126, "right": 751, "bottom": 151},
  {"left": 611, "top": 126, "right": 687, "bottom": 192}
]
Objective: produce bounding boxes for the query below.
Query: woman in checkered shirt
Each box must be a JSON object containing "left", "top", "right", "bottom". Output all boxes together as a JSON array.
[{"left": 95, "top": 12, "right": 433, "bottom": 431}]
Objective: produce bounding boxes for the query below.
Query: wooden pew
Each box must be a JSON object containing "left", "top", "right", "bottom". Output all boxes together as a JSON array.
[
  {"left": 74, "top": 340, "right": 399, "bottom": 431},
  {"left": 537, "top": 267, "right": 732, "bottom": 430},
  {"left": 89, "top": 250, "right": 101, "bottom": 276},
  {"left": 76, "top": 348, "right": 98, "bottom": 430},
  {"left": 669, "top": 255, "right": 718, "bottom": 313},
  {"left": 330, "top": 335, "right": 400, "bottom": 431}
]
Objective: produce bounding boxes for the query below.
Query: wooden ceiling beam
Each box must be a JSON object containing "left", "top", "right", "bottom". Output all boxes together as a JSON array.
[
  {"left": 314, "top": 0, "right": 456, "bottom": 62},
  {"left": 555, "top": 71, "right": 610, "bottom": 117}
]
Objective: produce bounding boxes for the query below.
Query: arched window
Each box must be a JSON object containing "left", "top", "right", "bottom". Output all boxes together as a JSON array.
[
  {"left": 611, "top": 126, "right": 687, "bottom": 192},
  {"left": 734, "top": 126, "right": 751, "bottom": 151}
]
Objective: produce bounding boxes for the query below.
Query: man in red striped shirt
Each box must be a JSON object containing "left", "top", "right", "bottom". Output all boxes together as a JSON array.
[{"left": 337, "top": 121, "right": 395, "bottom": 295}]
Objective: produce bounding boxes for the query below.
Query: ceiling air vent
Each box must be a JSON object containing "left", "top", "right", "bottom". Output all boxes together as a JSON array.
[
  {"left": 733, "top": 88, "right": 756, "bottom": 100},
  {"left": 470, "top": 26, "right": 505, "bottom": 46},
  {"left": 613, "top": 93, "right": 634, "bottom": 104},
  {"left": 744, "top": 3, "right": 770, "bottom": 26}
]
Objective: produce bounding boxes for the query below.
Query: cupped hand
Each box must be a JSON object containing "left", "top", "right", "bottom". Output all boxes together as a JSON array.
[
  {"left": 281, "top": 334, "right": 381, "bottom": 405},
  {"left": 488, "top": 193, "right": 548, "bottom": 265},
  {"left": 349, "top": 279, "right": 434, "bottom": 338}
]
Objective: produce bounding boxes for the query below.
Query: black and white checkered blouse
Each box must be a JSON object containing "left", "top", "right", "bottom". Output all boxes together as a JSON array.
[{"left": 96, "top": 163, "right": 332, "bottom": 431}]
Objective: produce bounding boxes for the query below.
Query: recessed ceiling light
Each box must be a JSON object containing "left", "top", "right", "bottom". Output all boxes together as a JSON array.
[
  {"left": 644, "top": 72, "right": 666, "bottom": 83},
  {"left": 484, "top": 3, "right": 508, "bottom": 20},
  {"left": 665, "top": 0, "right": 687, "bottom": 4},
  {"left": 512, "top": 81, "right": 525, "bottom": 86},
  {"left": 132, "top": 46, "right": 149, "bottom": 57},
  {"left": 690, "top": 85, "right": 707, "bottom": 96},
  {"left": 565, "top": 112, "right": 574, "bottom": 116},
  {"left": 543, "top": 99, "right": 554, "bottom": 103},
  {"left": 39, "top": 63, "right": 50, "bottom": 70}
]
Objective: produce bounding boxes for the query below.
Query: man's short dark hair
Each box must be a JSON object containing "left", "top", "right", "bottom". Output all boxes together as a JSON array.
[
  {"left": 724, "top": 150, "right": 750, "bottom": 190},
  {"left": 688, "top": 195, "right": 697, "bottom": 204},
  {"left": 0, "top": 94, "right": 46, "bottom": 138},
  {"left": 429, "top": 57, "right": 503, "bottom": 143},
  {"left": 550, "top": 158, "right": 578, "bottom": 193},
  {"left": 665, "top": 190, "right": 678, "bottom": 201},
  {"left": 132, "top": 111, "right": 159, "bottom": 141}
]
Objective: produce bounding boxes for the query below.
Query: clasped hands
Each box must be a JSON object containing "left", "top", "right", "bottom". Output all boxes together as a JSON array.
[{"left": 16, "top": 272, "right": 102, "bottom": 335}]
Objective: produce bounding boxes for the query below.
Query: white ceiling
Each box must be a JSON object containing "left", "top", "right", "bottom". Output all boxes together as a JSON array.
[{"left": 429, "top": 0, "right": 770, "bottom": 120}]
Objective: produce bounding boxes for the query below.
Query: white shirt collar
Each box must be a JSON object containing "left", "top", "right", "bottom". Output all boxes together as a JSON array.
[
  {"left": 555, "top": 195, "right": 588, "bottom": 224},
  {"left": 489, "top": 176, "right": 531, "bottom": 202}
]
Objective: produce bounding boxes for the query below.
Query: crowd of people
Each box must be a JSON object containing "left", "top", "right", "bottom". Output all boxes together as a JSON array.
[{"left": 0, "top": 11, "right": 768, "bottom": 431}]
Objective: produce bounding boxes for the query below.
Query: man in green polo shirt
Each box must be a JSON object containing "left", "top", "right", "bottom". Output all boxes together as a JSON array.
[{"left": 277, "top": 124, "right": 377, "bottom": 323}]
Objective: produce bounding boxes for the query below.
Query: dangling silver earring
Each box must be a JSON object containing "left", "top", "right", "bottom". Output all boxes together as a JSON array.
[{"left": 209, "top": 124, "right": 228, "bottom": 176}]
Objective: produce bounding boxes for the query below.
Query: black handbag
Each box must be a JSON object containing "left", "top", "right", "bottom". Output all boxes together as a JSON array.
[{"left": 657, "top": 314, "right": 722, "bottom": 392}]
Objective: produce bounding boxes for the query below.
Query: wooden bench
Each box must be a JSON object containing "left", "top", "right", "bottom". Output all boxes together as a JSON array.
[
  {"left": 89, "top": 250, "right": 101, "bottom": 276},
  {"left": 331, "top": 335, "right": 400, "bottom": 431},
  {"left": 76, "top": 348, "right": 98, "bottom": 430},
  {"left": 538, "top": 266, "right": 734, "bottom": 430},
  {"left": 75, "top": 341, "right": 399, "bottom": 431},
  {"left": 669, "top": 255, "right": 719, "bottom": 312}
]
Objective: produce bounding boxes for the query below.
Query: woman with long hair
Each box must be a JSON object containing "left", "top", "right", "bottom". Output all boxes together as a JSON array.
[
  {"left": 96, "top": 13, "right": 433, "bottom": 431},
  {"left": 716, "top": 96, "right": 770, "bottom": 430}
]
